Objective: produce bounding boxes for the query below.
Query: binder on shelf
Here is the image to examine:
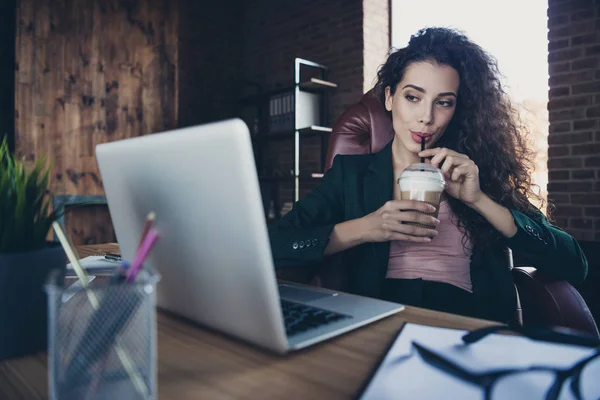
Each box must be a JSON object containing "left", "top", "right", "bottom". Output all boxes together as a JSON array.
[
  {"left": 245, "top": 57, "right": 337, "bottom": 210},
  {"left": 268, "top": 92, "right": 295, "bottom": 134}
]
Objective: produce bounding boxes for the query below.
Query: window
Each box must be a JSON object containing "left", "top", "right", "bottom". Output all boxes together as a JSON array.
[{"left": 391, "top": 0, "right": 549, "bottom": 212}]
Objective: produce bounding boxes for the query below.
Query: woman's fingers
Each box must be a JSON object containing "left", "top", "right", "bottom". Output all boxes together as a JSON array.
[
  {"left": 449, "top": 161, "right": 478, "bottom": 181},
  {"left": 385, "top": 200, "right": 437, "bottom": 214},
  {"left": 420, "top": 147, "right": 469, "bottom": 168},
  {"left": 419, "top": 147, "right": 469, "bottom": 159},
  {"left": 384, "top": 215, "right": 439, "bottom": 238},
  {"left": 394, "top": 210, "right": 440, "bottom": 227},
  {"left": 440, "top": 155, "right": 455, "bottom": 175},
  {"left": 379, "top": 200, "right": 441, "bottom": 241},
  {"left": 451, "top": 165, "right": 467, "bottom": 182}
]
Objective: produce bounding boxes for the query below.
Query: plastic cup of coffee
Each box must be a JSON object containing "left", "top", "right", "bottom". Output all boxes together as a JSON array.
[{"left": 397, "top": 163, "right": 446, "bottom": 229}]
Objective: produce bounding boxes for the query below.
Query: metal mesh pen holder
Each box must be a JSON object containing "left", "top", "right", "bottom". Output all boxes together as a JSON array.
[{"left": 46, "top": 269, "right": 160, "bottom": 400}]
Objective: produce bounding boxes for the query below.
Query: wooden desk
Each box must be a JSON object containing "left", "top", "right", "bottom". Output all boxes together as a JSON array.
[{"left": 0, "top": 244, "right": 499, "bottom": 399}]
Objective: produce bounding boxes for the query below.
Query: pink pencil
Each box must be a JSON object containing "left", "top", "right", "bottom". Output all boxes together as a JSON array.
[
  {"left": 137, "top": 211, "right": 156, "bottom": 251},
  {"left": 126, "top": 229, "right": 159, "bottom": 282}
]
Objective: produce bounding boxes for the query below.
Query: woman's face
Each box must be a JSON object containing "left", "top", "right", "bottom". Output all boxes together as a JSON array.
[{"left": 385, "top": 61, "right": 459, "bottom": 157}]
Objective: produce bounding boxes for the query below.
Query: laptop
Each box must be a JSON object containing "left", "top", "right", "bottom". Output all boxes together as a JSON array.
[{"left": 95, "top": 118, "right": 404, "bottom": 354}]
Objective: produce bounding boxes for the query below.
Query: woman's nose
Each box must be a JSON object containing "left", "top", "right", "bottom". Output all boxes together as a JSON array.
[{"left": 419, "top": 106, "right": 434, "bottom": 125}]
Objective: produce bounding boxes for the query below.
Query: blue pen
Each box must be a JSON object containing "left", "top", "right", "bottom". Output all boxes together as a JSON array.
[{"left": 110, "top": 261, "right": 130, "bottom": 283}]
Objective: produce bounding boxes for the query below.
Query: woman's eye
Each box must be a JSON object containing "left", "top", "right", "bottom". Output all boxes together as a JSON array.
[
  {"left": 405, "top": 95, "right": 419, "bottom": 102},
  {"left": 438, "top": 100, "right": 454, "bottom": 107}
]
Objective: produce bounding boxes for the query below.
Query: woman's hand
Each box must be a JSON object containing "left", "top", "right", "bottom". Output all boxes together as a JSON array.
[
  {"left": 361, "top": 200, "right": 440, "bottom": 243},
  {"left": 419, "top": 147, "right": 483, "bottom": 206}
]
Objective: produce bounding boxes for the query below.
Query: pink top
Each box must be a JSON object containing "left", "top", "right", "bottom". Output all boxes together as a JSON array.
[{"left": 386, "top": 200, "right": 474, "bottom": 293}]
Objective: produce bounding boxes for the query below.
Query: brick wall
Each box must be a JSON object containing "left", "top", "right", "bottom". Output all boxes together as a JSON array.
[
  {"left": 176, "top": 0, "right": 390, "bottom": 205},
  {"left": 547, "top": 0, "right": 600, "bottom": 242},
  {"left": 241, "top": 0, "right": 389, "bottom": 203},
  {"left": 242, "top": 0, "right": 365, "bottom": 124},
  {"left": 178, "top": 0, "right": 242, "bottom": 127}
]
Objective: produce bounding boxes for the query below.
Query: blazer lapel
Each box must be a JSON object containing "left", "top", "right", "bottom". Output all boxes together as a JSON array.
[{"left": 363, "top": 140, "right": 394, "bottom": 280}]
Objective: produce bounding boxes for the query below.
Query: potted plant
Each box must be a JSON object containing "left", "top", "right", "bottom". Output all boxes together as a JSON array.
[{"left": 0, "top": 137, "right": 66, "bottom": 360}]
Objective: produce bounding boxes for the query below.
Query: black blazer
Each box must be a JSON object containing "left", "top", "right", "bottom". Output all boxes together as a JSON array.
[{"left": 268, "top": 141, "right": 588, "bottom": 323}]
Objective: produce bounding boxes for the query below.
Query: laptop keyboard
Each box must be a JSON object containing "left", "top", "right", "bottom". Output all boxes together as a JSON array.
[{"left": 280, "top": 299, "right": 352, "bottom": 337}]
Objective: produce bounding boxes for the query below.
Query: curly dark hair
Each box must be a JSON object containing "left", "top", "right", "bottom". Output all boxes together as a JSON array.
[{"left": 375, "top": 27, "right": 547, "bottom": 249}]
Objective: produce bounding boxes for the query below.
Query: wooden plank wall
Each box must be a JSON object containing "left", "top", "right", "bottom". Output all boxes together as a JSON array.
[{"left": 15, "top": 0, "right": 178, "bottom": 245}]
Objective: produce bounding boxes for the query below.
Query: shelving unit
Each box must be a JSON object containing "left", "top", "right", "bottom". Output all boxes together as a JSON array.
[
  {"left": 292, "top": 58, "right": 336, "bottom": 200},
  {"left": 239, "top": 58, "right": 337, "bottom": 220}
]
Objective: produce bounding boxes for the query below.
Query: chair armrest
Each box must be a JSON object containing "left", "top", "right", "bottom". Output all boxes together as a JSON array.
[{"left": 512, "top": 266, "right": 599, "bottom": 338}]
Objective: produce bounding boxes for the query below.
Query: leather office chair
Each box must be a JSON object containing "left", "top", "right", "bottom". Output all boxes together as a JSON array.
[{"left": 312, "top": 89, "right": 599, "bottom": 337}]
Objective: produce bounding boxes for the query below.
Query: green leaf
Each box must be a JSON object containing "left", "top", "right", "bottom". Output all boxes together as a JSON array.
[{"left": 0, "top": 137, "right": 62, "bottom": 253}]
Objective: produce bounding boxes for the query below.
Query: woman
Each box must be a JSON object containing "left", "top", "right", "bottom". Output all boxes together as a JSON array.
[{"left": 268, "top": 27, "right": 587, "bottom": 323}]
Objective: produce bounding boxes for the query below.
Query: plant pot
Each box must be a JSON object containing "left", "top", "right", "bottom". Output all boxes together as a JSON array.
[{"left": 0, "top": 243, "right": 66, "bottom": 360}]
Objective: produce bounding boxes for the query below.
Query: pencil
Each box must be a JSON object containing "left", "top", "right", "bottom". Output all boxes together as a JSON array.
[
  {"left": 137, "top": 211, "right": 156, "bottom": 251},
  {"left": 52, "top": 222, "right": 97, "bottom": 307},
  {"left": 127, "top": 228, "right": 160, "bottom": 282}
]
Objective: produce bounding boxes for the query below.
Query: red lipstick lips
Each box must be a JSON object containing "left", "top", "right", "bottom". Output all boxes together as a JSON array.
[{"left": 411, "top": 131, "right": 432, "bottom": 144}]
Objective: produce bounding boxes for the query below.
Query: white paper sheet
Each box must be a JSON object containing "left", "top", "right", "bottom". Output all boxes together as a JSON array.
[
  {"left": 66, "top": 255, "right": 120, "bottom": 272},
  {"left": 358, "top": 323, "right": 599, "bottom": 400}
]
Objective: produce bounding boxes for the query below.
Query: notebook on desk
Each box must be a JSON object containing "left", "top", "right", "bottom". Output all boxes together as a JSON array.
[
  {"left": 95, "top": 118, "right": 404, "bottom": 354},
  {"left": 357, "top": 323, "right": 600, "bottom": 400}
]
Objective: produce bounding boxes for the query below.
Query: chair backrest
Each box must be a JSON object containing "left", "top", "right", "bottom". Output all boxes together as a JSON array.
[{"left": 325, "top": 89, "right": 394, "bottom": 171}]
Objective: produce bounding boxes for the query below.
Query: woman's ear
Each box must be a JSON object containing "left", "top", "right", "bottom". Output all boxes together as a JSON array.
[{"left": 384, "top": 86, "right": 393, "bottom": 112}]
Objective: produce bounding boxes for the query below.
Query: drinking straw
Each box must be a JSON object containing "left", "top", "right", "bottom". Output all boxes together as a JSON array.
[{"left": 420, "top": 137, "right": 425, "bottom": 171}]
